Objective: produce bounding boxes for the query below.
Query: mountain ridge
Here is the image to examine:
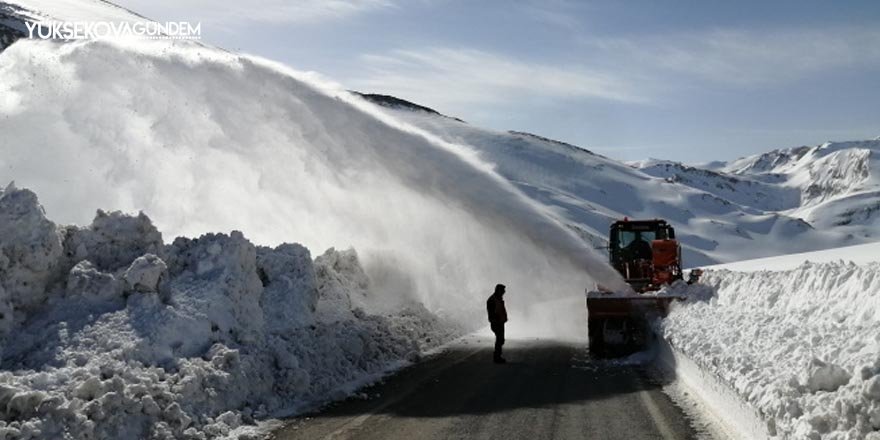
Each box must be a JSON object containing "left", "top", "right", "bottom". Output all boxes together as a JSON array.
[{"left": 365, "top": 96, "right": 879, "bottom": 265}]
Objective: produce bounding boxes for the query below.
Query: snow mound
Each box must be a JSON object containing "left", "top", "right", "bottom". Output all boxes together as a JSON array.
[
  {"left": 0, "top": 185, "right": 463, "bottom": 440},
  {"left": 662, "top": 263, "right": 880, "bottom": 439}
]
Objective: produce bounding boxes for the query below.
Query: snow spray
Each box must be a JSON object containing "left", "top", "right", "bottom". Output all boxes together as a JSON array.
[{"left": 0, "top": 39, "right": 625, "bottom": 335}]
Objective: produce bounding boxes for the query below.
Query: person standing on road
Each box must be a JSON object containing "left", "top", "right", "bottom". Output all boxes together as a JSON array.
[{"left": 486, "top": 284, "right": 508, "bottom": 364}]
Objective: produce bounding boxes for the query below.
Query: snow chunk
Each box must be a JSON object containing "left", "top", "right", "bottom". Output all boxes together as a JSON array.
[
  {"left": 163, "top": 231, "right": 265, "bottom": 350},
  {"left": 123, "top": 254, "right": 166, "bottom": 293},
  {"left": 314, "top": 248, "right": 370, "bottom": 322},
  {"left": 67, "top": 260, "right": 123, "bottom": 303},
  {"left": 865, "top": 376, "right": 880, "bottom": 401},
  {"left": 60, "top": 210, "right": 163, "bottom": 273},
  {"left": 0, "top": 184, "right": 62, "bottom": 313},
  {"left": 805, "top": 359, "right": 852, "bottom": 393},
  {"left": 73, "top": 376, "right": 104, "bottom": 401},
  {"left": 257, "top": 243, "right": 317, "bottom": 330}
]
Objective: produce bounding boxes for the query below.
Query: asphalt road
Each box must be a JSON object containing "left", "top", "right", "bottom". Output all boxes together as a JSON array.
[{"left": 271, "top": 337, "right": 701, "bottom": 440}]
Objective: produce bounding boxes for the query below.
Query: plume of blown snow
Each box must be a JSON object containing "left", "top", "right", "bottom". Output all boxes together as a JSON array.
[{"left": 0, "top": 39, "right": 624, "bottom": 331}]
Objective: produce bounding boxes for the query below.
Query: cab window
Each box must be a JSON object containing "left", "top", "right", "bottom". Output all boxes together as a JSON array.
[{"left": 619, "top": 230, "right": 656, "bottom": 248}]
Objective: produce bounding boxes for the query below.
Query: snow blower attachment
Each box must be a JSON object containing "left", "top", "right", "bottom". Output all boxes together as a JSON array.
[{"left": 587, "top": 218, "right": 695, "bottom": 355}]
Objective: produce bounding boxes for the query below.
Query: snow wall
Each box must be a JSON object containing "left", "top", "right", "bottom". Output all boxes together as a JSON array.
[
  {"left": 0, "top": 38, "right": 625, "bottom": 329},
  {"left": 662, "top": 264, "right": 880, "bottom": 440}
]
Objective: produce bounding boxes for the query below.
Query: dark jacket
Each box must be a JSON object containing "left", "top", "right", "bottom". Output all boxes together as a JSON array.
[
  {"left": 626, "top": 238, "right": 653, "bottom": 260},
  {"left": 486, "top": 294, "right": 508, "bottom": 325}
]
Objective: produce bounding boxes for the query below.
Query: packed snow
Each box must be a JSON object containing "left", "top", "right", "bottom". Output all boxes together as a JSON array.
[
  {"left": 0, "top": 183, "right": 467, "bottom": 439},
  {"left": 662, "top": 255, "right": 880, "bottom": 440}
]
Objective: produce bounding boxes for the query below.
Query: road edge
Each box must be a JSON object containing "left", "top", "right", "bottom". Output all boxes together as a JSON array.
[{"left": 653, "top": 338, "right": 770, "bottom": 440}]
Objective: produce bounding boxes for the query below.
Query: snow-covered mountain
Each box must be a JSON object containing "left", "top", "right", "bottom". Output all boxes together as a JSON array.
[
  {"left": 637, "top": 140, "right": 880, "bottom": 240},
  {"left": 362, "top": 94, "right": 876, "bottom": 266},
  {"left": 0, "top": 0, "right": 149, "bottom": 51},
  {"left": 705, "top": 141, "right": 880, "bottom": 232},
  {"left": 0, "top": 2, "right": 32, "bottom": 49}
]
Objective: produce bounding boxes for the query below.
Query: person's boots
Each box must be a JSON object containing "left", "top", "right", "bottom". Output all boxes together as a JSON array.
[{"left": 493, "top": 355, "right": 506, "bottom": 364}]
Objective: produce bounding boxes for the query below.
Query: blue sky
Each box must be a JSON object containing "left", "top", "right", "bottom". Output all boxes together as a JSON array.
[{"left": 116, "top": 0, "right": 880, "bottom": 162}]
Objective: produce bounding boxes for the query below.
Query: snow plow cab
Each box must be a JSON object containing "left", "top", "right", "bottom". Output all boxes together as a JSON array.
[
  {"left": 587, "top": 218, "right": 686, "bottom": 355},
  {"left": 609, "top": 218, "right": 682, "bottom": 291}
]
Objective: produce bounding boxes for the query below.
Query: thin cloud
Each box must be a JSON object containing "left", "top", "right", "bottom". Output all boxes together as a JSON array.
[
  {"left": 352, "top": 47, "right": 648, "bottom": 112},
  {"left": 116, "top": 0, "right": 393, "bottom": 25},
  {"left": 586, "top": 25, "right": 880, "bottom": 86},
  {"left": 517, "top": 0, "right": 586, "bottom": 32}
]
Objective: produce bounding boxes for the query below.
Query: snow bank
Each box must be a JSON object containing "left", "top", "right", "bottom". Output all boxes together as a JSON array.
[
  {"left": 662, "top": 263, "right": 880, "bottom": 439},
  {"left": 655, "top": 337, "right": 770, "bottom": 440},
  {"left": 705, "top": 241, "right": 880, "bottom": 272},
  {"left": 0, "top": 185, "right": 462, "bottom": 440}
]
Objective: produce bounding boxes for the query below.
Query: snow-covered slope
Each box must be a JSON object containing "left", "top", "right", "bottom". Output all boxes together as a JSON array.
[
  {"left": 0, "top": 0, "right": 148, "bottom": 51},
  {"left": 0, "top": 2, "right": 32, "bottom": 50},
  {"left": 364, "top": 99, "right": 870, "bottom": 267},
  {"left": 633, "top": 158, "right": 801, "bottom": 212}
]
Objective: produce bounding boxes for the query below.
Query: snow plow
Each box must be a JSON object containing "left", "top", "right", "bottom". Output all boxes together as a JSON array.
[{"left": 587, "top": 218, "right": 698, "bottom": 355}]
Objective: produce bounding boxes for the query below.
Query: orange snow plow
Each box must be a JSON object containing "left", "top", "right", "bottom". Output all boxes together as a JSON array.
[{"left": 587, "top": 218, "right": 700, "bottom": 355}]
